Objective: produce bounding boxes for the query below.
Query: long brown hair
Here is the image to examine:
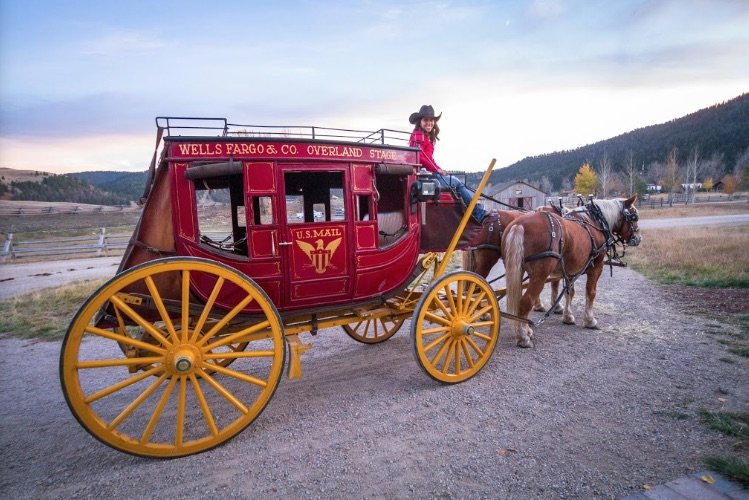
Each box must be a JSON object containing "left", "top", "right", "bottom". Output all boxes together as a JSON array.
[{"left": 413, "top": 120, "right": 440, "bottom": 143}]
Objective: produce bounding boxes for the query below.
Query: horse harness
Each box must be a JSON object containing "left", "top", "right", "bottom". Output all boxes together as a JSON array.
[{"left": 515, "top": 203, "right": 617, "bottom": 328}]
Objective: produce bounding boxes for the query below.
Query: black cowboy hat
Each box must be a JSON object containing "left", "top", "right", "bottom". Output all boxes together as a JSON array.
[{"left": 409, "top": 104, "right": 442, "bottom": 124}]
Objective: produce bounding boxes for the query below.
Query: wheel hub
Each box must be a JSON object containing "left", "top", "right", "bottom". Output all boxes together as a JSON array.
[
  {"left": 168, "top": 345, "right": 202, "bottom": 375},
  {"left": 451, "top": 319, "right": 474, "bottom": 338}
]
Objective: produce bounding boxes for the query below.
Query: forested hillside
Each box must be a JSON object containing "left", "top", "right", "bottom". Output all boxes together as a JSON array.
[
  {"left": 468, "top": 92, "right": 749, "bottom": 191},
  {"left": 0, "top": 170, "right": 146, "bottom": 205}
]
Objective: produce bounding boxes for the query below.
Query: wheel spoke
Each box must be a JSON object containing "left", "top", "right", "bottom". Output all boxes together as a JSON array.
[
  {"left": 204, "top": 363, "right": 268, "bottom": 388},
  {"left": 110, "top": 295, "right": 172, "bottom": 348},
  {"left": 189, "top": 373, "right": 219, "bottom": 436},
  {"left": 190, "top": 277, "right": 225, "bottom": 342},
  {"left": 464, "top": 336, "right": 485, "bottom": 358},
  {"left": 145, "top": 276, "right": 179, "bottom": 343},
  {"left": 84, "top": 325, "right": 167, "bottom": 355},
  {"left": 176, "top": 376, "right": 187, "bottom": 447},
  {"left": 181, "top": 270, "right": 191, "bottom": 342},
  {"left": 140, "top": 375, "right": 177, "bottom": 444},
  {"left": 429, "top": 336, "right": 452, "bottom": 366},
  {"left": 423, "top": 332, "right": 451, "bottom": 352},
  {"left": 108, "top": 372, "right": 169, "bottom": 431},
  {"left": 443, "top": 285, "right": 458, "bottom": 319},
  {"left": 84, "top": 365, "right": 163, "bottom": 404},
  {"left": 196, "top": 294, "right": 255, "bottom": 347},
  {"left": 203, "top": 320, "right": 271, "bottom": 351},
  {"left": 456, "top": 280, "right": 465, "bottom": 315},
  {"left": 460, "top": 338, "right": 476, "bottom": 368},
  {"left": 78, "top": 356, "right": 163, "bottom": 369},
  {"left": 466, "top": 303, "right": 493, "bottom": 323},
  {"left": 421, "top": 325, "right": 450, "bottom": 337},
  {"left": 200, "top": 371, "right": 249, "bottom": 414},
  {"left": 464, "top": 289, "right": 487, "bottom": 319},
  {"left": 441, "top": 340, "right": 457, "bottom": 374},
  {"left": 424, "top": 311, "right": 451, "bottom": 327}
]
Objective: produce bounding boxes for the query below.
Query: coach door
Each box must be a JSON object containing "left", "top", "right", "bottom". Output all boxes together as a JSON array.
[{"left": 279, "top": 166, "right": 351, "bottom": 308}]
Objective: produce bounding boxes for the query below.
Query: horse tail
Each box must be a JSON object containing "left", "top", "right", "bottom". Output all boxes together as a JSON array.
[{"left": 503, "top": 224, "right": 525, "bottom": 318}]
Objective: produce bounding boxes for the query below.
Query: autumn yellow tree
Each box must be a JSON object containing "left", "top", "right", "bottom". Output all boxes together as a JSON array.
[
  {"left": 574, "top": 163, "right": 598, "bottom": 196},
  {"left": 722, "top": 174, "right": 736, "bottom": 197},
  {"left": 702, "top": 177, "right": 714, "bottom": 191}
]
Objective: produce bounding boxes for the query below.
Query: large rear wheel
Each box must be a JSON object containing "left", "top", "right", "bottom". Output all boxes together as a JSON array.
[
  {"left": 60, "top": 257, "right": 285, "bottom": 457},
  {"left": 411, "top": 271, "right": 499, "bottom": 384}
]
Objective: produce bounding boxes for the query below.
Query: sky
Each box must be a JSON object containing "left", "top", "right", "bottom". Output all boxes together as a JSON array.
[{"left": 1, "top": 0, "right": 748, "bottom": 174}]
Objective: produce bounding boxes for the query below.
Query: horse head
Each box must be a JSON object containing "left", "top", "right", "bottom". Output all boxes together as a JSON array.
[{"left": 615, "top": 194, "right": 641, "bottom": 247}]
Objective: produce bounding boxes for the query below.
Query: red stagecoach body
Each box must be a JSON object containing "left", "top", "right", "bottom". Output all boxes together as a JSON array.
[{"left": 121, "top": 117, "right": 471, "bottom": 316}]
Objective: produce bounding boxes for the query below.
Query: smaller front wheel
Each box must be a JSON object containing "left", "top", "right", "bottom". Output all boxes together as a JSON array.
[{"left": 411, "top": 271, "right": 499, "bottom": 384}]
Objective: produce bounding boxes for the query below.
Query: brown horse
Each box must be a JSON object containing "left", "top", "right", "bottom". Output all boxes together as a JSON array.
[
  {"left": 502, "top": 195, "right": 641, "bottom": 347},
  {"left": 463, "top": 206, "right": 566, "bottom": 314}
]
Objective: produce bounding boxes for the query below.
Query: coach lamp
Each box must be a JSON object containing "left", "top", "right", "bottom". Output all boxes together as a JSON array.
[{"left": 411, "top": 168, "right": 441, "bottom": 225}]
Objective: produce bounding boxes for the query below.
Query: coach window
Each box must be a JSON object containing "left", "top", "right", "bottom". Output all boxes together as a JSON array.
[
  {"left": 284, "top": 171, "right": 345, "bottom": 223},
  {"left": 251, "top": 196, "right": 274, "bottom": 224},
  {"left": 192, "top": 173, "right": 247, "bottom": 254}
]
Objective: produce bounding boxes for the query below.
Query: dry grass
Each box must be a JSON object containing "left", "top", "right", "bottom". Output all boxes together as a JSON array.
[
  {"left": 0, "top": 279, "right": 105, "bottom": 341},
  {"left": 627, "top": 225, "right": 749, "bottom": 287},
  {"left": 637, "top": 201, "right": 749, "bottom": 219}
]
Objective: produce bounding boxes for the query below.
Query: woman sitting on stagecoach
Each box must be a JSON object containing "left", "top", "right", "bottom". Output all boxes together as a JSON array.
[{"left": 408, "top": 105, "right": 487, "bottom": 223}]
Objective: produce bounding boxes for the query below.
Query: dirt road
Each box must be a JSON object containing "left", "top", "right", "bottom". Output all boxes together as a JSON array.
[
  {"left": 0, "top": 266, "right": 747, "bottom": 499},
  {"left": 0, "top": 256, "right": 121, "bottom": 299}
]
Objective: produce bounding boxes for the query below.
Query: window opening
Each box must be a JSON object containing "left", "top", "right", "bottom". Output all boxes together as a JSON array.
[
  {"left": 193, "top": 173, "right": 247, "bottom": 254},
  {"left": 252, "top": 196, "right": 274, "bottom": 225},
  {"left": 374, "top": 173, "right": 407, "bottom": 247},
  {"left": 356, "top": 195, "right": 371, "bottom": 221},
  {"left": 284, "top": 171, "right": 345, "bottom": 223}
]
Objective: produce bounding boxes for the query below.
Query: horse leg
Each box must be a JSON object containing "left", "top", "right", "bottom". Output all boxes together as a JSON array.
[
  {"left": 517, "top": 276, "right": 548, "bottom": 347},
  {"left": 583, "top": 265, "right": 603, "bottom": 329},
  {"left": 562, "top": 282, "right": 576, "bottom": 325},
  {"left": 550, "top": 279, "right": 564, "bottom": 314},
  {"left": 532, "top": 294, "right": 547, "bottom": 312}
]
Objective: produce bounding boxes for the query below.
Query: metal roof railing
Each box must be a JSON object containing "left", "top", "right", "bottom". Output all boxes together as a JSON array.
[{"left": 155, "top": 116, "right": 411, "bottom": 146}]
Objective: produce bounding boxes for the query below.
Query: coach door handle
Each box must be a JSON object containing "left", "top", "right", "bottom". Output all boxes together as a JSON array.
[{"left": 278, "top": 241, "right": 292, "bottom": 246}]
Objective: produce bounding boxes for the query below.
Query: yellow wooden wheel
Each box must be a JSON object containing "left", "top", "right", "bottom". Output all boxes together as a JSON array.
[
  {"left": 342, "top": 314, "right": 405, "bottom": 344},
  {"left": 59, "top": 257, "right": 285, "bottom": 458},
  {"left": 411, "top": 271, "right": 499, "bottom": 384}
]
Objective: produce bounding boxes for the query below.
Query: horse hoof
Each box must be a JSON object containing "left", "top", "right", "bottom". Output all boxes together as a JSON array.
[
  {"left": 584, "top": 320, "right": 599, "bottom": 329},
  {"left": 517, "top": 338, "right": 534, "bottom": 348},
  {"left": 533, "top": 305, "right": 547, "bottom": 312},
  {"left": 563, "top": 316, "right": 576, "bottom": 325},
  {"left": 553, "top": 307, "right": 563, "bottom": 315}
]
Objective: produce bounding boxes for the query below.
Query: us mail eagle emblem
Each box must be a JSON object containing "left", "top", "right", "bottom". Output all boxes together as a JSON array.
[{"left": 296, "top": 238, "right": 342, "bottom": 274}]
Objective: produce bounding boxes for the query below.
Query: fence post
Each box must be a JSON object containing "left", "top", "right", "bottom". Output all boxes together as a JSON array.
[
  {"left": 96, "top": 227, "right": 107, "bottom": 257},
  {"left": 1, "top": 233, "right": 13, "bottom": 263}
]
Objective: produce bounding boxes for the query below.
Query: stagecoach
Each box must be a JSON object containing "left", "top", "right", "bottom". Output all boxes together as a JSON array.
[{"left": 59, "top": 117, "right": 502, "bottom": 457}]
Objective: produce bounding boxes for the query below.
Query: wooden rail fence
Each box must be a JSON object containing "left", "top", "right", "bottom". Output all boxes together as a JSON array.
[{"left": 0, "top": 228, "right": 130, "bottom": 262}]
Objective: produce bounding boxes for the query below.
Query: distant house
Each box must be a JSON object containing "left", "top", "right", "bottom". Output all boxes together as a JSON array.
[
  {"left": 483, "top": 181, "right": 547, "bottom": 211},
  {"left": 646, "top": 184, "right": 662, "bottom": 193},
  {"left": 681, "top": 183, "right": 703, "bottom": 191}
]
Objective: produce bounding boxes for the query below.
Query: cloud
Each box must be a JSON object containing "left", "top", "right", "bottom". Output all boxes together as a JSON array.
[{"left": 78, "top": 31, "right": 167, "bottom": 56}]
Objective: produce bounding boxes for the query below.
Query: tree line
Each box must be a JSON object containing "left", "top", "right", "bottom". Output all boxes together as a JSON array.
[{"left": 468, "top": 92, "right": 749, "bottom": 197}]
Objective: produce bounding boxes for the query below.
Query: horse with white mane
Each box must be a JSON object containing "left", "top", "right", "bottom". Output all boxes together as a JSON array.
[{"left": 502, "top": 195, "right": 641, "bottom": 347}]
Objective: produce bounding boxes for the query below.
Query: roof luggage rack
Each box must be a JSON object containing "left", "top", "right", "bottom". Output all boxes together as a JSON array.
[{"left": 155, "top": 116, "right": 411, "bottom": 146}]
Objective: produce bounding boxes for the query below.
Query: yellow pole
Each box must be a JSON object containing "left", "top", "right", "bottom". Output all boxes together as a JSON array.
[{"left": 433, "top": 159, "right": 497, "bottom": 278}]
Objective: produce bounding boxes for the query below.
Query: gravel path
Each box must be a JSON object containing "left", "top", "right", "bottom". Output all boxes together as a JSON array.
[{"left": 1, "top": 266, "right": 747, "bottom": 499}]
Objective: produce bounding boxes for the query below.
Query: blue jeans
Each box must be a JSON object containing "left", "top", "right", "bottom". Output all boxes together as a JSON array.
[{"left": 439, "top": 175, "right": 486, "bottom": 222}]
